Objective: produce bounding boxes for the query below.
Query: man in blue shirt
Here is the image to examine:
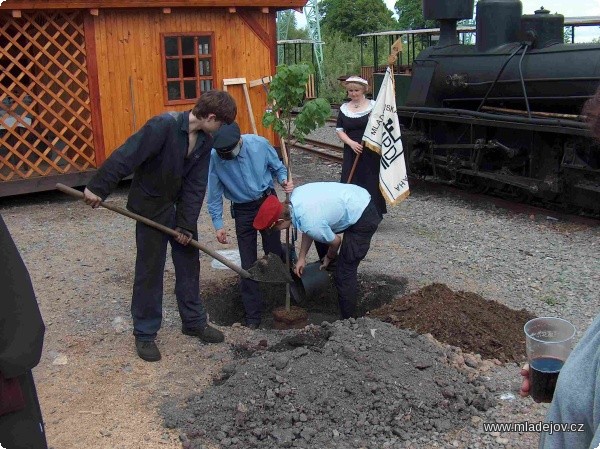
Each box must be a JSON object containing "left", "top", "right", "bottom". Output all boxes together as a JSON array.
[
  {"left": 83, "top": 90, "right": 237, "bottom": 362},
  {"left": 207, "top": 122, "right": 293, "bottom": 329},
  {"left": 253, "top": 182, "right": 382, "bottom": 319}
]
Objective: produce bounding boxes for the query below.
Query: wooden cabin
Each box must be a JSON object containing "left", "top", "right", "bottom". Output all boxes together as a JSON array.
[{"left": 0, "top": 0, "right": 305, "bottom": 196}]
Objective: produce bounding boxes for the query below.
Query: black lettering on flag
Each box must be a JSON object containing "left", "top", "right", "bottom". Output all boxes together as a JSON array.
[{"left": 381, "top": 118, "right": 404, "bottom": 170}]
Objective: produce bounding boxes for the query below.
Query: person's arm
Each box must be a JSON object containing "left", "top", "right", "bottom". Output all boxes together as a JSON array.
[
  {"left": 264, "top": 140, "right": 294, "bottom": 193},
  {"left": 295, "top": 220, "right": 337, "bottom": 275},
  {"left": 176, "top": 137, "right": 210, "bottom": 233},
  {"left": 86, "top": 115, "right": 169, "bottom": 202},
  {"left": 336, "top": 129, "right": 363, "bottom": 154},
  {"left": 206, "top": 156, "right": 228, "bottom": 244},
  {"left": 0, "top": 216, "right": 45, "bottom": 379},
  {"left": 321, "top": 234, "right": 342, "bottom": 270},
  {"left": 294, "top": 233, "right": 314, "bottom": 277},
  {"left": 336, "top": 110, "right": 363, "bottom": 154},
  {"left": 83, "top": 187, "right": 102, "bottom": 208}
]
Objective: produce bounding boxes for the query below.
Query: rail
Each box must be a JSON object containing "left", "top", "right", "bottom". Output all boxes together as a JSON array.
[{"left": 291, "top": 138, "right": 343, "bottom": 163}]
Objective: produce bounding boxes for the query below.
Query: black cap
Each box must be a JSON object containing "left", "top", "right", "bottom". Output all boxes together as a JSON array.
[{"left": 212, "top": 122, "right": 241, "bottom": 150}]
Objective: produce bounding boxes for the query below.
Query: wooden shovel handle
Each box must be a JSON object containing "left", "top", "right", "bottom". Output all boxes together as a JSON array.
[{"left": 55, "top": 183, "right": 252, "bottom": 279}]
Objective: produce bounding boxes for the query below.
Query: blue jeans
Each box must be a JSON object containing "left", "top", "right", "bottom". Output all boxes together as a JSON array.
[{"left": 131, "top": 207, "right": 206, "bottom": 341}]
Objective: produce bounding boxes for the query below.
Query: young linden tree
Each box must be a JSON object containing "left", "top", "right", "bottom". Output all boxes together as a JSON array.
[
  {"left": 262, "top": 64, "right": 331, "bottom": 151},
  {"left": 262, "top": 64, "right": 330, "bottom": 312}
]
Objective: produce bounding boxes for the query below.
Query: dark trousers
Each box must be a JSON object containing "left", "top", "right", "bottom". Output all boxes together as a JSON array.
[
  {"left": 0, "top": 371, "right": 48, "bottom": 449},
  {"left": 132, "top": 207, "right": 206, "bottom": 341},
  {"left": 314, "top": 241, "right": 328, "bottom": 260},
  {"left": 329, "top": 200, "right": 382, "bottom": 319},
  {"left": 234, "top": 199, "right": 284, "bottom": 324}
]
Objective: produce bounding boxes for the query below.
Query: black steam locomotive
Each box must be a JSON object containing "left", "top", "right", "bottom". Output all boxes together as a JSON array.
[{"left": 399, "top": 0, "right": 600, "bottom": 214}]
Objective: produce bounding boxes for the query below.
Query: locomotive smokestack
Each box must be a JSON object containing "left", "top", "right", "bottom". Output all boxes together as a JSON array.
[{"left": 422, "top": 0, "right": 474, "bottom": 47}]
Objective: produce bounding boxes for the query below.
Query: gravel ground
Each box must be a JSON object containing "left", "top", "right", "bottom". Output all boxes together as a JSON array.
[{"left": 1, "top": 123, "right": 598, "bottom": 449}]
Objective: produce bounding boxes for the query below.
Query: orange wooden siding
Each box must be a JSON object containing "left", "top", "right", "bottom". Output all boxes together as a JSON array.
[
  {"left": 92, "top": 8, "right": 276, "bottom": 156},
  {"left": 1, "top": 1, "right": 307, "bottom": 9}
]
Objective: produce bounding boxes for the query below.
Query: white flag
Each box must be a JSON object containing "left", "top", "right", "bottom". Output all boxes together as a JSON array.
[{"left": 362, "top": 67, "right": 409, "bottom": 205}]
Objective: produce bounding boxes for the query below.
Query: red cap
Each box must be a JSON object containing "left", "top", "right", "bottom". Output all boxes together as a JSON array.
[{"left": 253, "top": 195, "right": 283, "bottom": 230}]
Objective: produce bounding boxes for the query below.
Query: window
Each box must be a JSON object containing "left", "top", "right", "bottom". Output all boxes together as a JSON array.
[{"left": 161, "top": 33, "right": 214, "bottom": 105}]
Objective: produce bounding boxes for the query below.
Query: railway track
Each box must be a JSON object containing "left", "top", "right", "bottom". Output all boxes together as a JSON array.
[
  {"left": 291, "top": 107, "right": 338, "bottom": 126},
  {"left": 291, "top": 138, "right": 343, "bottom": 163}
]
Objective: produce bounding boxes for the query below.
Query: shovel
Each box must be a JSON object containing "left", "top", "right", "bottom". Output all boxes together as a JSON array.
[{"left": 55, "top": 183, "right": 292, "bottom": 284}]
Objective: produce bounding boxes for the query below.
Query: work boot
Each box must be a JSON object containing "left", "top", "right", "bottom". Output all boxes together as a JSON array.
[
  {"left": 135, "top": 339, "right": 161, "bottom": 362},
  {"left": 182, "top": 324, "right": 225, "bottom": 343}
]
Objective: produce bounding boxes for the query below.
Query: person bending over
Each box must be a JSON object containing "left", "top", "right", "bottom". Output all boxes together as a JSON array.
[{"left": 253, "top": 182, "right": 381, "bottom": 319}]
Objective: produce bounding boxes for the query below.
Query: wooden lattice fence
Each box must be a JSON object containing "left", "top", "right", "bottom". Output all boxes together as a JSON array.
[{"left": 0, "top": 11, "right": 95, "bottom": 184}]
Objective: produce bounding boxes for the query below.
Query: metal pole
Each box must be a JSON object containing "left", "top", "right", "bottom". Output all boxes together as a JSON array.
[
  {"left": 360, "top": 37, "right": 364, "bottom": 67},
  {"left": 312, "top": 43, "right": 318, "bottom": 97},
  {"left": 396, "top": 34, "right": 400, "bottom": 70},
  {"left": 373, "top": 36, "right": 378, "bottom": 71}
]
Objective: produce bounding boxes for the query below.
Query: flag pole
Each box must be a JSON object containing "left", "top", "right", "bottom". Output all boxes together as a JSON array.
[{"left": 346, "top": 38, "right": 403, "bottom": 184}]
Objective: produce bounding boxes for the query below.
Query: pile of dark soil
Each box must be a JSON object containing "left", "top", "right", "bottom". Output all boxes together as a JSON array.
[
  {"left": 368, "top": 283, "right": 536, "bottom": 363},
  {"left": 162, "top": 318, "right": 497, "bottom": 449}
]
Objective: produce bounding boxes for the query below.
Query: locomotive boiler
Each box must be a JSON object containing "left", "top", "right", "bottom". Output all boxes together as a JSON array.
[{"left": 399, "top": 0, "right": 600, "bottom": 213}]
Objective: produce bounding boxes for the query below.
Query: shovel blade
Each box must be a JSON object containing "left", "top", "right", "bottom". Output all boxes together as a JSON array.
[{"left": 247, "top": 253, "right": 293, "bottom": 284}]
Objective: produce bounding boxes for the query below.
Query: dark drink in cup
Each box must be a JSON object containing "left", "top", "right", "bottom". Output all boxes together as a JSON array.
[
  {"left": 524, "top": 317, "right": 575, "bottom": 403},
  {"left": 529, "top": 357, "right": 564, "bottom": 402}
]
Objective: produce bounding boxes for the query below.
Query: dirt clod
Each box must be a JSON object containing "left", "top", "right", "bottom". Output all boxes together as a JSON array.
[{"left": 272, "top": 305, "right": 309, "bottom": 330}]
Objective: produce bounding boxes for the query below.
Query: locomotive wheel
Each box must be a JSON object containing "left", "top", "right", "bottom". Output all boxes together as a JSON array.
[
  {"left": 466, "top": 181, "right": 488, "bottom": 194},
  {"left": 514, "top": 190, "right": 533, "bottom": 204}
]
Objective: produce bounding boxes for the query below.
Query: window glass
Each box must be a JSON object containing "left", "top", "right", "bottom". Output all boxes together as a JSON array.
[
  {"left": 199, "top": 60, "right": 211, "bottom": 76},
  {"left": 198, "top": 37, "right": 210, "bottom": 55},
  {"left": 181, "top": 37, "right": 195, "bottom": 56},
  {"left": 162, "top": 34, "right": 214, "bottom": 104},
  {"left": 165, "top": 37, "right": 178, "bottom": 56},
  {"left": 167, "top": 82, "right": 180, "bottom": 101},
  {"left": 183, "top": 81, "right": 196, "bottom": 99},
  {"left": 181, "top": 59, "right": 195, "bottom": 78},
  {"left": 166, "top": 59, "right": 179, "bottom": 78}
]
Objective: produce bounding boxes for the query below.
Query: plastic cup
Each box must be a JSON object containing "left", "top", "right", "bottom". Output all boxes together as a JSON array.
[{"left": 524, "top": 317, "right": 575, "bottom": 402}]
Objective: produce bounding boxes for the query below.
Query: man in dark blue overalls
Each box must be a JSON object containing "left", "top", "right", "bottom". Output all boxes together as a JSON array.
[
  {"left": 83, "top": 90, "right": 237, "bottom": 362},
  {"left": 207, "top": 122, "right": 293, "bottom": 329}
]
